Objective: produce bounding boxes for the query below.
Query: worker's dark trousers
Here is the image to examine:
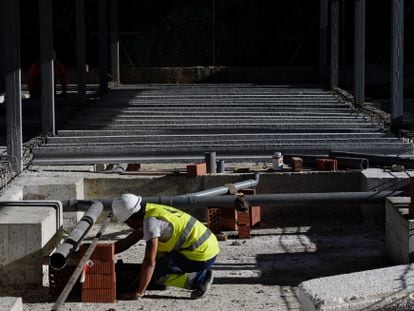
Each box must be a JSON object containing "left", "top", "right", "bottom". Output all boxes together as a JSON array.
[{"left": 152, "top": 251, "right": 216, "bottom": 290}]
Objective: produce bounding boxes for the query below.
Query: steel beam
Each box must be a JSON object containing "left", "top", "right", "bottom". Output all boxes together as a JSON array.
[
  {"left": 320, "top": 0, "right": 329, "bottom": 82},
  {"left": 354, "top": 0, "right": 366, "bottom": 106},
  {"left": 4, "top": 0, "right": 23, "bottom": 173},
  {"left": 330, "top": 0, "right": 339, "bottom": 89},
  {"left": 98, "top": 0, "right": 109, "bottom": 93},
  {"left": 110, "top": 0, "right": 120, "bottom": 85},
  {"left": 39, "top": 0, "right": 55, "bottom": 134},
  {"left": 391, "top": 0, "right": 404, "bottom": 127},
  {"left": 76, "top": 0, "right": 87, "bottom": 105}
]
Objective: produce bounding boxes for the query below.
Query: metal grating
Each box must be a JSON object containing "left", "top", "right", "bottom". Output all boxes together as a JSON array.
[{"left": 32, "top": 84, "right": 413, "bottom": 165}]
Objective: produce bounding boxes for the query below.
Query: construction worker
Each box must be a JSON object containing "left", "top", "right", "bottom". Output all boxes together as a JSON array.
[{"left": 112, "top": 193, "right": 219, "bottom": 300}]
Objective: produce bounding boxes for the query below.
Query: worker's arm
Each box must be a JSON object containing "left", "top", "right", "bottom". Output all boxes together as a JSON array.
[
  {"left": 136, "top": 237, "right": 158, "bottom": 297},
  {"left": 114, "top": 228, "right": 143, "bottom": 254}
]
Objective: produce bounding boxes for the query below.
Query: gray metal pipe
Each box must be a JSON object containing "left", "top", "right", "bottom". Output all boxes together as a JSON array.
[
  {"left": 64, "top": 189, "right": 401, "bottom": 212},
  {"left": 50, "top": 200, "right": 103, "bottom": 270},
  {"left": 182, "top": 174, "right": 260, "bottom": 197},
  {"left": 329, "top": 150, "right": 414, "bottom": 168},
  {"left": 142, "top": 191, "right": 401, "bottom": 208},
  {"left": 205, "top": 152, "right": 217, "bottom": 174}
]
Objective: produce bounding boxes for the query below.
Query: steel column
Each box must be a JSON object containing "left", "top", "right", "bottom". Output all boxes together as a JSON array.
[
  {"left": 110, "top": 0, "right": 120, "bottom": 85},
  {"left": 391, "top": 0, "right": 404, "bottom": 127},
  {"left": 354, "top": 0, "right": 366, "bottom": 106},
  {"left": 330, "top": 0, "right": 339, "bottom": 89},
  {"left": 4, "top": 0, "right": 23, "bottom": 173},
  {"left": 319, "top": 0, "right": 329, "bottom": 82},
  {"left": 0, "top": 0, "right": 5, "bottom": 94},
  {"left": 39, "top": 0, "right": 55, "bottom": 134},
  {"left": 76, "top": 0, "right": 87, "bottom": 105},
  {"left": 212, "top": 0, "right": 216, "bottom": 66},
  {"left": 98, "top": 0, "right": 109, "bottom": 93}
]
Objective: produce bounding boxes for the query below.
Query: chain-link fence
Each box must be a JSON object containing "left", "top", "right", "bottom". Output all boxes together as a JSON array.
[{"left": 118, "top": 0, "right": 319, "bottom": 68}]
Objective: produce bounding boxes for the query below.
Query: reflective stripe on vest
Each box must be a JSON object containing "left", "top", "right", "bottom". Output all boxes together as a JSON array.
[{"left": 145, "top": 203, "right": 219, "bottom": 261}]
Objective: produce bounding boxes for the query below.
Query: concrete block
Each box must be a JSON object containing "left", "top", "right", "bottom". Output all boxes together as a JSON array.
[
  {"left": 0, "top": 202, "right": 62, "bottom": 285},
  {"left": 0, "top": 297, "right": 23, "bottom": 311},
  {"left": 298, "top": 264, "right": 414, "bottom": 311},
  {"left": 362, "top": 169, "right": 414, "bottom": 192}
]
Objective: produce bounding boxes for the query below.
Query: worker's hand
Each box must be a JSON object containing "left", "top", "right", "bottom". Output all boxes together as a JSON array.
[{"left": 119, "top": 291, "right": 144, "bottom": 300}]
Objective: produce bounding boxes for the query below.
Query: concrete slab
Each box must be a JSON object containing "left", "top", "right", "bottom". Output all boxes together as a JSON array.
[
  {"left": 0, "top": 297, "right": 23, "bottom": 311},
  {"left": 298, "top": 264, "right": 414, "bottom": 311},
  {"left": 385, "top": 197, "right": 414, "bottom": 264},
  {"left": 0, "top": 202, "right": 62, "bottom": 285}
]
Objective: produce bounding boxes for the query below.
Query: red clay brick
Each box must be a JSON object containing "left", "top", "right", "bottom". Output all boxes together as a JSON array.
[
  {"left": 237, "top": 211, "right": 250, "bottom": 225},
  {"left": 206, "top": 207, "right": 220, "bottom": 233},
  {"left": 325, "top": 159, "right": 338, "bottom": 171},
  {"left": 187, "top": 163, "right": 207, "bottom": 176},
  {"left": 86, "top": 260, "right": 114, "bottom": 275},
  {"left": 315, "top": 159, "right": 327, "bottom": 171},
  {"left": 249, "top": 206, "right": 261, "bottom": 227},
  {"left": 82, "top": 273, "right": 116, "bottom": 289},
  {"left": 126, "top": 163, "right": 141, "bottom": 171},
  {"left": 82, "top": 284, "right": 116, "bottom": 303},
  {"left": 219, "top": 208, "right": 237, "bottom": 231},
  {"left": 80, "top": 243, "right": 114, "bottom": 261},
  {"left": 238, "top": 225, "right": 251, "bottom": 239},
  {"left": 291, "top": 157, "right": 303, "bottom": 172}
]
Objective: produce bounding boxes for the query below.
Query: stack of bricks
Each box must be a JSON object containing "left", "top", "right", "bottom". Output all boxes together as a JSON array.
[
  {"left": 410, "top": 177, "right": 414, "bottom": 218},
  {"left": 187, "top": 163, "right": 207, "bottom": 177},
  {"left": 206, "top": 188, "right": 261, "bottom": 238},
  {"left": 80, "top": 243, "right": 116, "bottom": 303},
  {"left": 240, "top": 188, "right": 261, "bottom": 228}
]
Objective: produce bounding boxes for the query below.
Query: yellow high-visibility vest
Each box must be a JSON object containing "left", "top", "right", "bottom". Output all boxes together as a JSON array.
[{"left": 144, "top": 203, "right": 219, "bottom": 261}]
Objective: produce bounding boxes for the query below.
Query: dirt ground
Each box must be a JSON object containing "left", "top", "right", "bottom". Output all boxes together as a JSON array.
[{"left": 1, "top": 219, "right": 390, "bottom": 311}]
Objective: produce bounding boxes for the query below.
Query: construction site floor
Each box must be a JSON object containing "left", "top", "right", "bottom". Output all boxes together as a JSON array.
[{"left": 1, "top": 220, "right": 390, "bottom": 311}]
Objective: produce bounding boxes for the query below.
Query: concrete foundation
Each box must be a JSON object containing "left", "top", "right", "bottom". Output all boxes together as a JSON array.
[
  {"left": 385, "top": 197, "right": 414, "bottom": 264},
  {"left": 0, "top": 297, "right": 23, "bottom": 311},
  {"left": 0, "top": 201, "right": 63, "bottom": 285},
  {"left": 298, "top": 264, "right": 414, "bottom": 311}
]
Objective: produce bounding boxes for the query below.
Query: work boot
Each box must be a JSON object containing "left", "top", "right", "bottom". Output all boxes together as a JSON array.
[{"left": 191, "top": 269, "right": 214, "bottom": 299}]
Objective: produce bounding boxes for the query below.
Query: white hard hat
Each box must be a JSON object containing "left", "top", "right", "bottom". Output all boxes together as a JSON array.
[{"left": 111, "top": 194, "right": 142, "bottom": 223}]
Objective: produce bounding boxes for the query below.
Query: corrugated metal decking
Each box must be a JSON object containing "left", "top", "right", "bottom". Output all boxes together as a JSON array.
[{"left": 32, "top": 84, "right": 412, "bottom": 165}]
